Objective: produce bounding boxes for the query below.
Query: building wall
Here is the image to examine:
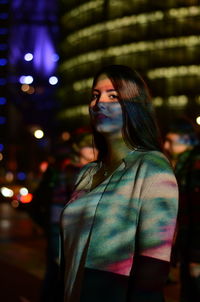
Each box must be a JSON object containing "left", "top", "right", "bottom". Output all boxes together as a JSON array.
[{"left": 58, "top": 0, "right": 200, "bottom": 131}]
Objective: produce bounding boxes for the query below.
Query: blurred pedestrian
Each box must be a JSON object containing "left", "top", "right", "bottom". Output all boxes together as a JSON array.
[{"left": 164, "top": 117, "right": 200, "bottom": 302}]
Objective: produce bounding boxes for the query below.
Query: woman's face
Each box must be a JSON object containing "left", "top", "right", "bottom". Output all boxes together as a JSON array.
[{"left": 89, "top": 74, "right": 123, "bottom": 135}]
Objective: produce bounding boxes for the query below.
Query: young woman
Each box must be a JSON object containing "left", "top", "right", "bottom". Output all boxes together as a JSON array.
[{"left": 60, "top": 65, "right": 178, "bottom": 302}]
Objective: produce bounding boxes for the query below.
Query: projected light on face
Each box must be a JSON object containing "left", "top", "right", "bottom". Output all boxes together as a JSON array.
[{"left": 89, "top": 74, "right": 123, "bottom": 135}]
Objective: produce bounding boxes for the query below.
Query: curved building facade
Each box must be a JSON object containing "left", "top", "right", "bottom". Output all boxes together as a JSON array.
[{"left": 58, "top": 0, "right": 200, "bottom": 130}]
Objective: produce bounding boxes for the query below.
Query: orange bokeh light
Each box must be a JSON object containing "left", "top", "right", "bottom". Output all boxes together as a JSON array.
[
  {"left": 39, "top": 161, "right": 49, "bottom": 172},
  {"left": 20, "top": 193, "right": 33, "bottom": 203}
]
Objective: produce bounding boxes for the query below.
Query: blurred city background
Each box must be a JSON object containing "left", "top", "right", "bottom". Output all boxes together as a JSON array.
[{"left": 0, "top": 0, "right": 200, "bottom": 301}]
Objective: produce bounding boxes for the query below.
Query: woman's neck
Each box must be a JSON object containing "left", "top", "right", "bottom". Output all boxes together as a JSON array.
[{"left": 103, "top": 134, "right": 132, "bottom": 165}]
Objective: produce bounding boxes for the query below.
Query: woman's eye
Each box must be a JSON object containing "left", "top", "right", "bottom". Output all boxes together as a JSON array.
[
  {"left": 109, "top": 94, "right": 119, "bottom": 99},
  {"left": 91, "top": 94, "right": 99, "bottom": 100}
]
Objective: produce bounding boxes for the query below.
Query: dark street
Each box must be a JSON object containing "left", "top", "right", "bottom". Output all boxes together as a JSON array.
[{"left": 0, "top": 202, "right": 46, "bottom": 302}]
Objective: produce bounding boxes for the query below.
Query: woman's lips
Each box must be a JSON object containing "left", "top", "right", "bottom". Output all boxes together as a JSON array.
[{"left": 96, "top": 113, "right": 107, "bottom": 119}]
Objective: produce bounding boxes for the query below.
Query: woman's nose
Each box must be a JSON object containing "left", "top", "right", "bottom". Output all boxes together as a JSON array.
[
  {"left": 99, "top": 93, "right": 106, "bottom": 102},
  {"left": 93, "top": 100, "right": 107, "bottom": 112}
]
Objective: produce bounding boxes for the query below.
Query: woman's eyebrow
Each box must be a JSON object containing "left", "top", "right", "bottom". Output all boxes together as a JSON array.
[{"left": 92, "top": 88, "right": 117, "bottom": 93}]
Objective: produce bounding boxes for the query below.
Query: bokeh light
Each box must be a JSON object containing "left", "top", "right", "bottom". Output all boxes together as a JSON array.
[
  {"left": 0, "top": 143, "right": 4, "bottom": 151},
  {"left": 49, "top": 76, "right": 58, "bottom": 85},
  {"left": 17, "top": 172, "right": 26, "bottom": 181},
  {"left": 21, "top": 84, "right": 30, "bottom": 92},
  {"left": 39, "top": 161, "right": 49, "bottom": 173},
  {"left": 24, "top": 53, "right": 33, "bottom": 61},
  {"left": 0, "top": 187, "right": 14, "bottom": 198},
  {"left": 61, "top": 131, "right": 71, "bottom": 141},
  {"left": 20, "top": 193, "right": 33, "bottom": 203},
  {"left": 52, "top": 53, "right": 59, "bottom": 62},
  {"left": 0, "top": 58, "right": 7, "bottom": 65},
  {"left": 11, "top": 200, "right": 19, "bottom": 208},
  {"left": 26, "top": 86, "right": 35, "bottom": 94},
  {"left": 196, "top": 116, "right": 200, "bottom": 125},
  {"left": 19, "top": 75, "right": 33, "bottom": 84},
  {"left": 34, "top": 129, "right": 44, "bottom": 139},
  {"left": 5, "top": 172, "right": 14, "bottom": 182},
  {"left": 0, "top": 97, "right": 6, "bottom": 105},
  {"left": 19, "top": 187, "right": 29, "bottom": 196}
]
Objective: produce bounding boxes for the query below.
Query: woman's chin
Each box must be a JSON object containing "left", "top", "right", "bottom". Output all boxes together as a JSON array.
[{"left": 95, "top": 124, "right": 122, "bottom": 136}]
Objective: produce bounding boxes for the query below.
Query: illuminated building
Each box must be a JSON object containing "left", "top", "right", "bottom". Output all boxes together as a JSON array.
[
  {"left": 4, "top": 0, "right": 59, "bottom": 179},
  {"left": 58, "top": 0, "right": 200, "bottom": 130}
]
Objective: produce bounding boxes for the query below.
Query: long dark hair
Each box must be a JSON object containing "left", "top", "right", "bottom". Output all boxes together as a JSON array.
[{"left": 91, "top": 65, "right": 162, "bottom": 161}]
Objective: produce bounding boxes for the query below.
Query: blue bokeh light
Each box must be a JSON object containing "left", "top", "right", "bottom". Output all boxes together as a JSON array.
[
  {"left": 17, "top": 172, "right": 26, "bottom": 181},
  {"left": 0, "top": 58, "right": 7, "bottom": 66},
  {"left": 52, "top": 53, "right": 59, "bottom": 62},
  {"left": 0, "top": 144, "right": 4, "bottom": 152},
  {"left": 0, "top": 97, "right": 6, "bottom": 105}
]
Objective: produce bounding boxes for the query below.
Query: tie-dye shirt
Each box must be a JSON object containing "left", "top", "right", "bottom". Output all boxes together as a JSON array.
[{"left": 60, "top": 150, "right": 178, "bottom": 302}]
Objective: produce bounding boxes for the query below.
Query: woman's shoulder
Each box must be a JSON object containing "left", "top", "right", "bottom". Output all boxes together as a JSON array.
[
  {"left": 127, "top": 151, "right": 177, "bottom": 195},
  {"left": 127, "top": 149, "right": 173, "bottom": 173},
  {"left": 142, "top": 150, "right": 171, "bottom": 165}
]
